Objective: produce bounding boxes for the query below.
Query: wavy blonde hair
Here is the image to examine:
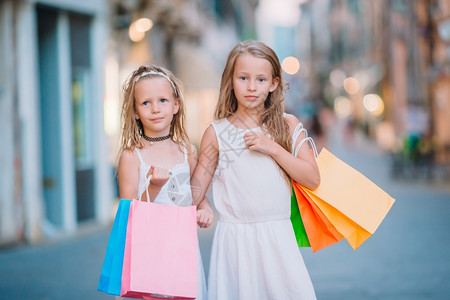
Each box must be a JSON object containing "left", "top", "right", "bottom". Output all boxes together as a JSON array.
[
  {"left": 215, "top": 40, "right": 291, "bottom": 153},
  {"left": 119, "top": 65, "right": 190, "bottom": 153}
]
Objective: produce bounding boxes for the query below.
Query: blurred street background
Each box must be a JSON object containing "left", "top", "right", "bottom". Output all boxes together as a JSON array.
[{"left": 1, "top": 0, "right": 450, "bottom": 299}]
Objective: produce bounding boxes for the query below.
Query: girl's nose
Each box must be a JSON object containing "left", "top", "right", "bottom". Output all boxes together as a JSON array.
[
  {"left": 247, "top": 80, "right": 256, "bottom": 92},
  {"left": 151, "top": 103, "right": 160, "bottom": 113}
]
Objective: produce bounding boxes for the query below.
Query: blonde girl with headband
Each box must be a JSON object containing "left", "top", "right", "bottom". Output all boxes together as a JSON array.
[
  {"left": 191, "top": 40, "right": 319, "bottom": 299},
  {"left": 117, "top": 65, "right": 213, "bottom": 299}
]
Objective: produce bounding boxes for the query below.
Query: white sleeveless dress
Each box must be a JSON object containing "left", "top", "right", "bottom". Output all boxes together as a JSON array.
[
  {"left": 208, "top": 118, "right": 316, "bottom": 300},
  {"left": 130, "top": 148, "right": 208, "bottom": 300}
]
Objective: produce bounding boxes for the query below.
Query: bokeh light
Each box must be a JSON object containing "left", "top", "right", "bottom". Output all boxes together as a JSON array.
[
  {"left": 343, "top": 77, "right": 360, "bottom": 95},
  {"left": 129, "top": 18, "right": 153, "bottom": 42},
  {"left": 281, "top": 56, "right": 300, "bottom": 75},
  {"left": 363, "top": 94, "right": 384, "bottom": 116},
  {"left": 135, "top": 18, "right": 153, "bottom": 32},
  {"left": 334, "top": 96, "right": 354, "bottom": 119}
]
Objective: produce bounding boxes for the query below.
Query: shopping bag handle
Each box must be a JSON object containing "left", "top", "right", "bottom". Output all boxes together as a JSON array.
[
  {"left": 138, "top": 174, "right": 152, "bottom": 202},
  {"left": 292, "top": 123, "right": 318, "bottom": 158}
]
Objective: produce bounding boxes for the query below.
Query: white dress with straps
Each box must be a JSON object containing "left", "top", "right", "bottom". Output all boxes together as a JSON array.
[{"left": 208, "top": 118, "right": 316, "bottom": 300}]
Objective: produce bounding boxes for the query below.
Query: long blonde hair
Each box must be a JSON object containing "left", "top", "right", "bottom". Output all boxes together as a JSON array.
[
  {"left": 119, "top": 65, "right": 190, "bottom": 153},
  {"left": 215, "top": 40, "right": 291, "bottom": 153}
]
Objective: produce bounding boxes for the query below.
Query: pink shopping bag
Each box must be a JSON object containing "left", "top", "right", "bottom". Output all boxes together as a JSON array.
[{"left": 121, "top": 200, "right": 198, "bottom": 299}]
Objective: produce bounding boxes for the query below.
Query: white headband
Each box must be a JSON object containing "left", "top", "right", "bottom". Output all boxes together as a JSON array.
[{"left": 134, "top": 71, "right": 178, "bottom": 96}]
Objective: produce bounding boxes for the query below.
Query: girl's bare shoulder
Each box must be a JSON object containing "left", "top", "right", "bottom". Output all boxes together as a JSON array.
[
  {"left": 284, "top": 113, "right": 301, "bottom": 132},
  {"left": 202, "top": 124, "right": 219, "bottom": 145},
  {"left": 119, "top": 148, "right": 139, "bottom": 166}
]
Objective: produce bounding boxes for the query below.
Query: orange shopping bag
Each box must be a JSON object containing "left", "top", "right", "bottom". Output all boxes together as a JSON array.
[
  {"left": 292, "top": 181, "right": 343, "bottom": 252},
  {"left": 302, "top": 148, "right": 395, "bottom": 250},
  {"left": 304, "top": 192, "right": 372, "bottom": 250}
]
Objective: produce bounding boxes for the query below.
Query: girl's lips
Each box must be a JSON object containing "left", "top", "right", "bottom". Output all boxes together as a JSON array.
[
  {"left": 245, "top": 95, "right": 257, "bottom": 99},
  {"left": 150, "top": 117, "right": 164, "bottom": 122}
]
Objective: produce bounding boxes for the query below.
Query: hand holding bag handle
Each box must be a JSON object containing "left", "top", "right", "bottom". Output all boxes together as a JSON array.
[{"left": 139, "top": 169, "right": 170, "bottom": 202}]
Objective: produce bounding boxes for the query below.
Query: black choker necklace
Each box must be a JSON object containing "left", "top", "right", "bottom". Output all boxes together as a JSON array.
[{"left": 143, "top": 133, "right": 170, "bottom": 145}]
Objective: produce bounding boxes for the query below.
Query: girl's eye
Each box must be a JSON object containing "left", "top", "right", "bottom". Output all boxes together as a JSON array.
[
  {"left": 240, "top": 76, "right": 247, "bottom": 81},
  {"left": 143, "top": 101, "right": 149, "bottom": 106},
  {"left": 160, "top": 98, "right": 168, "bottom": 103},
  {"left": 258, "top": 78, "right": 266, "bottom": 83}
]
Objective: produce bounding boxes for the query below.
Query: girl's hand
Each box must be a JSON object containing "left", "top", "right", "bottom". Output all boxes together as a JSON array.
[
  {"left": 244, "top": 132, "right": 277, "bottom": 156},
  {"left": 196, "top": 206, "right": 214, "bottom": 228},
  {"left": 147, "top": 165, "right": 170, "bottom": 187}
]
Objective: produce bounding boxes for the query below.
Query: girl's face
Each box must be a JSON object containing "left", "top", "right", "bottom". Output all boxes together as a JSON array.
[
  {"left": 232, "top": 53, "right": 279, "bottom": 111},
  {"left": 134, "top": 77, "right": 179, "bottom": 136}
]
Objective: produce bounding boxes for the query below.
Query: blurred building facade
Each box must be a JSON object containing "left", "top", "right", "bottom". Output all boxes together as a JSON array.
[
  {"left": 0, "top": 0, "right": 113, "bottom": 245},
  {"left": 258, "top": 0, "right": 450, "bottom": 171},
  {"left": 374, "top": 0, "right": 450, "bottom": 168},
  {"left": 0, "top": 0, "right": 257, "bottom": 245}
]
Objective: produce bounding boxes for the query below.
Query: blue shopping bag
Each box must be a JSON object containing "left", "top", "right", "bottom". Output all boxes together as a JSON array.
[{"left": 98, "top": 199, "right": 131, "bottom": 295}]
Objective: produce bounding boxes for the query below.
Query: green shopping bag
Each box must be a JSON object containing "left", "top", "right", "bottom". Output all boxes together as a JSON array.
[{"left": 290, "top": 186, "right": 310, "bottom": 247}]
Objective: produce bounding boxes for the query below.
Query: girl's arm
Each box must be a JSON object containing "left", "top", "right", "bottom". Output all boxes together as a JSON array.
[
  {"left": 244, "top": 114, "right": 320, "bottom": 189},
  {"left": 118, "top": 149, "right": 168, "bottom": 202},
  {"left": 188, "top": 143, "right": 214, "bottom": 228},
  {"left": 190, "top": 125, "right": 219, "bottom": 207},
  {"left": 118, "top": 149, "right": 140, "bottom": 199}
]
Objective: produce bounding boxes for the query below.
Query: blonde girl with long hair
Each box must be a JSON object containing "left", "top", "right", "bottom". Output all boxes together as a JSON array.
[
  {"left": 117, "top": 65, "right": 213, "bottom": 300},
  {"left": 191, "top": 40, "right": 319, "bottom": 299}
]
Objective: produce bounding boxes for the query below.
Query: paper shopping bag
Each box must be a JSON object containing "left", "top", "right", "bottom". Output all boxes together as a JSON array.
[
  {"left": 305, "top": 192, "right": 372, "bottom": 250},
  {"left": 302, "top": 148, "right": 395, "bottom": 249},
  {"left": 290, "top": 186, "right": 310, "bottom": 247},
  {"left": 121, "top": 200, "right": 198, "bottom": 299},
  {"left": 98, "top": 199, "right": 131, "bottom": 295},
  {"left": 292, "top": 182, "right": 343, "bottom": 252}
]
